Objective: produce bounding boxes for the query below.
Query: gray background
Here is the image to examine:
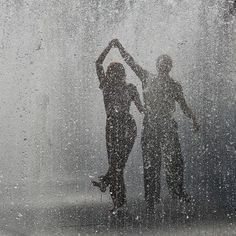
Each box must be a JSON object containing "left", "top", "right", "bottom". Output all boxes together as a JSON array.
[{"left": 0, "top": 1, "right": 235, "bottom": 234}]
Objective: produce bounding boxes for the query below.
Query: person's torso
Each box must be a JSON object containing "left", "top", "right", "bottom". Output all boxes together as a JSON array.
[
  {"left": 102, "top": 83, "right": 133, "bottom": 118},
  {"left": 143, "top": 74, "right": 178, "bottom": 122}
]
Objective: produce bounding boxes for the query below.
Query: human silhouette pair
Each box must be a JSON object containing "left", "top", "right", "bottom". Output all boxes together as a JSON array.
[{"left": 92, "top": 39, "right": 199, "bottom": 214}]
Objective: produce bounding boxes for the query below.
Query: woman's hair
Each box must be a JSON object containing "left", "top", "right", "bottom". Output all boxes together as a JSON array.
[{"left": 106, "top": 62, "right": 126, "bottom": 84}]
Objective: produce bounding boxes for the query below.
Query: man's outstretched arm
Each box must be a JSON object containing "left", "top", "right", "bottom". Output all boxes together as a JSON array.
[
  {"left": 115, "top": 40, "right": 149, "bottom": 86},
  {"left": 176, "top": 84, "right": 200, "bottom": 132}
]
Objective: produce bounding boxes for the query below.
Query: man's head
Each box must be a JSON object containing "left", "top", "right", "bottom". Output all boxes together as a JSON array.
[
  {"left": 106, "top": 62, "right": 126, "bottom": 84},
  {"left": 156, "top": 54, "right": 173, "bottom": 74}
]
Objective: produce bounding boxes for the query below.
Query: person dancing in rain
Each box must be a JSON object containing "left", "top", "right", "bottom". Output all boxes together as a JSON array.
[
  {"left": 112, "top": 39, "right": 200, "bottom": 213},
  {"left": 92, "top": 40, "right": 145, "bottom": 214}
]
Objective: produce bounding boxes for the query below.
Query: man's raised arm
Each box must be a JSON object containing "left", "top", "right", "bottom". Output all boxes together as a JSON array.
[{"left": 115, "top": 40, "right": 149, "bottom": 86}]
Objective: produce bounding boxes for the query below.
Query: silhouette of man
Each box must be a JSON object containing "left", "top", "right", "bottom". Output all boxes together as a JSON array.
[{"left": 114, "top": 39, "right": 199, "bottom": 210}]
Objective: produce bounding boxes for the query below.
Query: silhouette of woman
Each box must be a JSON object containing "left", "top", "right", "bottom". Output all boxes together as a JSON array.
[{"left": 92, "top": 39, "right": 144, "bottom": 213}]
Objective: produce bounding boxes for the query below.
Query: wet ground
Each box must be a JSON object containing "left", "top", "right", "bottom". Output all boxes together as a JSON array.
[{"left": 1, "top": 188, "right": 236, "bottom": 236}]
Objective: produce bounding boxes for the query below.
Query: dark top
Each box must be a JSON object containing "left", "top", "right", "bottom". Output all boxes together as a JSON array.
[
  {"left": 117, "top": 43, "right": 194, "bottom": 123},
  {"left": 101, "top": 82, "right": 141, "bottom": 118},
  {"left": 96, "top": 58, "right": 144, "bottom": 118}
]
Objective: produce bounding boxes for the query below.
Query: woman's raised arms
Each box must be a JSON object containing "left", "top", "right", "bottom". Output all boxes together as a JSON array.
[{"left": 96, "top": 40, "right": 116, "bottom": 86}]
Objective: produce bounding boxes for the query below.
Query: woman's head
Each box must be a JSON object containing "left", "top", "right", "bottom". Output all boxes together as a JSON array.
[{"left": 106, "top": 62, "right": 126, "bottom": 84}]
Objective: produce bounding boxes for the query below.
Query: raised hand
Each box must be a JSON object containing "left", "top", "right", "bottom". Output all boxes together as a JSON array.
[
  {"left": 109, "top": 39, "right": 121, "bottom": 48},
  {"left": 115, "top": 39, "right": 122, "bottom": 48}
]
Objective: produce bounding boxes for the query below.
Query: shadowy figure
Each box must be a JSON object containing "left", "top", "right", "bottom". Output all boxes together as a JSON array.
[
  {"left": 92, "top": 40, "right": 145, "bottom": 214},
  {"left": 113, "top": 39, "right": 200, "bottom": 212}
]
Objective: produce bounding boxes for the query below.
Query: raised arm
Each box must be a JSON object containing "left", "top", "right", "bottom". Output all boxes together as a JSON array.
[
  {"left": 114, "top": 40, "right": 149, "bottom": 86},
  {"left": 175, "top": 83, "right": 199, "bottom": 132},
  {"left": 96, "top": 42, "right": 113, "bottom": 87}
]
